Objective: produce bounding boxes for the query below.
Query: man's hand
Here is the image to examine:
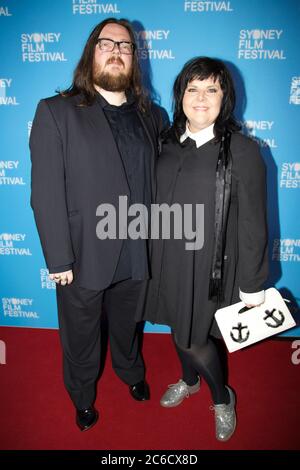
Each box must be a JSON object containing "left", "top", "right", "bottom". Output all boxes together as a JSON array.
[{"left": 49, "top": 270, "right": 73, "bottom": 286}]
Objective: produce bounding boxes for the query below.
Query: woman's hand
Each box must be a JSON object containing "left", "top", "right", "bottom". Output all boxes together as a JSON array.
[{"left": 245, "top": 303, "right": 263, "bottom": 308}]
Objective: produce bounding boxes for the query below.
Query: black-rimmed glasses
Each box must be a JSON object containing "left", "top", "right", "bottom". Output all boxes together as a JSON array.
[{"left": 96, "top": 38, "right": 135, "bottom": 55}]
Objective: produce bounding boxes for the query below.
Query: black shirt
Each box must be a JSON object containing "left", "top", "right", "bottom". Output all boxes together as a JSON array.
[{"left": 98, "top": 93, "right": 152, "bottom": 283}]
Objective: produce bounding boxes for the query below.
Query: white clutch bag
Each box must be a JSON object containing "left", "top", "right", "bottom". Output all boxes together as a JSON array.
[{"left": 214, "top": 287, "right": 296, "bottom": 352}]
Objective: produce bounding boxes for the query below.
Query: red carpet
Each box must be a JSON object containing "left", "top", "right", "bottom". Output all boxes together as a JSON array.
[{"left": 0, "top": 326, "right": 299, "bottom": 450}]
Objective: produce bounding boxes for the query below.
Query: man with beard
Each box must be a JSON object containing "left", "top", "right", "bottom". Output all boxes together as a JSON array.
[{"left": 30, "top": 18, "right": 165, "bottom": 431}]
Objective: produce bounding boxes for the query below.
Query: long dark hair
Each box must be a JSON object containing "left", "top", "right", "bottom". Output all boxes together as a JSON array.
[
  {"left": 60, "top": 18, "right": 148, "bottom": 111},
  {"left": 171, "top": 57, "right": 240, "bottom": 142}
]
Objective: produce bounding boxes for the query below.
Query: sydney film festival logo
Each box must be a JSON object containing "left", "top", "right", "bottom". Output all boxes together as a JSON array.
[
  {"left": 0, "top": 79, "right": 19, "bottom": 106},
  {"left": 0, "top": 160, "right": 25, "bottom": 185},
  {"left": 238, "top": 29, "right": 286, "bottom": 60},
  {"left": 21, "top": 33, "right": 67, "bottom": 62},
  {"left": 0, "top": 4, "right": 12, "bottom": 16},
  {"left": 0, "top": 233, "right": 32, "bottom": 256},
  {"left": 272, "top": 239, "right": 300, "bottom": 263},
  {"left": 280, "top": 163, "right": 300, "bottom": 189},
  {"left": 136, "top": 30, "right": 175, "bottom": 61},
  {"left": 2, "top": 298, "right": 39, "bottom": 320},
  {"left": 28, "top": 121, "right": 32, "bottom": 139},
  {"left": 241, "top": 120, "right": 277, "bottom": 149},
  {"left": 289, "top": 77, "right": 300, "bottom": 105},
  {"left": 183, "top": 1, "right": 234, "bottom": 12},
  {"left": 40, "top": 269, "right": 56, "bottom": 289},
  {"left": 72, "top": 0, "right": 120, "bottom": 15}
]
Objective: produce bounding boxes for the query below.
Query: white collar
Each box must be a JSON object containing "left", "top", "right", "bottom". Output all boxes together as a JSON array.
[{"left": 180, "top": 123, "right": 215, "bottom": 148}]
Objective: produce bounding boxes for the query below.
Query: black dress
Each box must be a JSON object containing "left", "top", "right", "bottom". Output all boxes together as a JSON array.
[{"left": 136, "top": 132, "right": 268, "bottom": 348}]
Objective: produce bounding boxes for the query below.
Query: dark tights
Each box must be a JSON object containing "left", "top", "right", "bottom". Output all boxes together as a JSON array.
[{"left": 173, "top": 333, "right": 230, "bottom": 405}]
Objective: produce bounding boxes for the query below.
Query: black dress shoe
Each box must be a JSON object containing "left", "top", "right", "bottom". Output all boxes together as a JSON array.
[
  {"left": 76, "top": 406, "right": 99, "bottom": 431},
  {"left": 129, "top": 380, "right": 150, "bottom": 401}
]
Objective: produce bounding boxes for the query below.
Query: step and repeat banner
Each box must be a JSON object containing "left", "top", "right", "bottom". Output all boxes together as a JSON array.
[{"left": 0, "top": 0, "right": 299, "bottom": 335}]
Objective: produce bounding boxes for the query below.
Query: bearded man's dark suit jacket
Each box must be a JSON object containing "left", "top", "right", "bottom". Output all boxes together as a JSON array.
[
  {"left": 30, "top": 93, "right": 164, "bottom": 409},
  {"left": 30, "top": 93, "right": 163, "bottom": 290}
]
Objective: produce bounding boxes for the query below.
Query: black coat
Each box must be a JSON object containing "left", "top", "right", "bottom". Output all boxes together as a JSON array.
[
  {"left": 136, "top": 132, "right": 269, "bottom": 348},
  {"left": 30, "top": 93, "right": 162, "bottom": 291}
]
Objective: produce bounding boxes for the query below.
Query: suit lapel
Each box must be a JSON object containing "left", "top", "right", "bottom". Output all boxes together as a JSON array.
[
  {"left": 77, "top": 96, "right": 130, "bottom": 193},
  {"left": 73, "top": 95, "right": 158, "bottom": 201}
]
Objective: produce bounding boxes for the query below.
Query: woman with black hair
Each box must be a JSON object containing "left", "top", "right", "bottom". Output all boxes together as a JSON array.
[{"left": 136, "top": 57, "right": 268, "bottom": 441}]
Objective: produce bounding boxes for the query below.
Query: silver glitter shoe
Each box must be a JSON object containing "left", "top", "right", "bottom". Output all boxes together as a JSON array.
[
  {"left": 211, "top": 386, "right": 236, "bottom": 442},
  {"left": 160, "top": 378, "right": 200, "bottom": 408}
]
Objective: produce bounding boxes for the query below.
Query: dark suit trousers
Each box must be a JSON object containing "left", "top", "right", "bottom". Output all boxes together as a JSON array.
[{"left": 56, "top": 279, "right": 145, "bottom": 409}]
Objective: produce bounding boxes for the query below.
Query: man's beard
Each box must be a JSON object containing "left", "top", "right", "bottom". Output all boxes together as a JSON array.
[
  {"left": 94, "top": 58, "right": 132, "bottom": 92},
  {"left": 95, "top": 71, "right": 131, "bottom": 92}
]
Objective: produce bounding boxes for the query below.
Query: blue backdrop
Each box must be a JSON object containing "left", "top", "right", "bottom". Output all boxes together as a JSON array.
[{"left": 0, "top": 0, "right": 299, "bottom": 336}]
